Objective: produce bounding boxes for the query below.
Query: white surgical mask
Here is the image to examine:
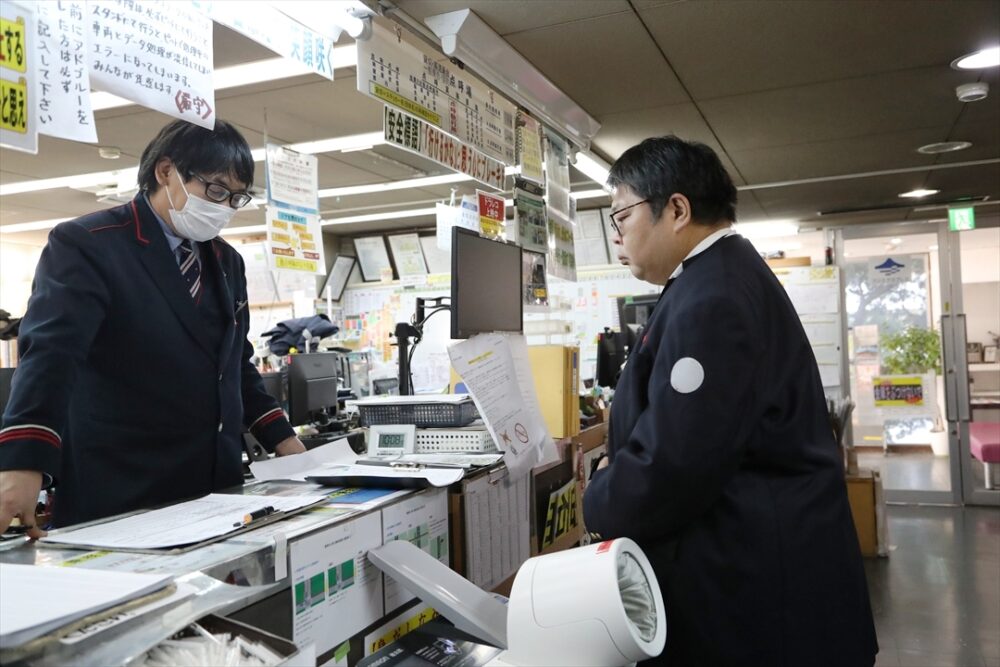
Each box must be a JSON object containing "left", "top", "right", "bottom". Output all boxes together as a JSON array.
[{"left": 165, "top": 170, "right": 237, "bottom": 242}]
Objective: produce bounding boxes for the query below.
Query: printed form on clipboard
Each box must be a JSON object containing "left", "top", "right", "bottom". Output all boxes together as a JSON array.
[{"left": 40, "top": 494, "right": 328, "bottom": 552}]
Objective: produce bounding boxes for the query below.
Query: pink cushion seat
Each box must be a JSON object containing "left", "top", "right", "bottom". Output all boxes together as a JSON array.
[{"left": 969, "top": 422, "right": 1000, "bottom": 463}]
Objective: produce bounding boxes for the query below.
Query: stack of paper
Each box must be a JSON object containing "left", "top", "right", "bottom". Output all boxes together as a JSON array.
[
  {"left": 0, "top": 563, "right": 172, "bottom": 649},
  {"left": 41, "top": 493, "right": 327, "bottom": 550}
]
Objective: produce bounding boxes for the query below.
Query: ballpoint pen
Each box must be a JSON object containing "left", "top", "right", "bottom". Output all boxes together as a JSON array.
[{"left": 233, "top": 506, "right": 276, "bottom": 528}]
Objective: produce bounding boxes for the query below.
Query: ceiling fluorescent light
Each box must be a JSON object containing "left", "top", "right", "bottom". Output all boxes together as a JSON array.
[
  {"left": 899, "top": 188, "right": 940, "bottom": 198},
  {"left": 0, "top": 167, "right": 139, "bottom": 197},
  {"left": 952, "top": 46, "right": 1000, "bottom": 70},
  {"left": 220, "top": 224, "right": 268, "bottom": 237},
  {"left": 734, "top": 220, "right": 799, "bottom": 239},
  {"left": 424, "top": 9, "right": 600, "bottom": 150},
  {"left": 573, "top": 152, "right": 611, "bottom": 187},
  {"left": 570, "top": 189, "right": 610, "bottom": 200},
  {"left": 90, "top": 48, "right": 357, "bottom": 111},
  {"left": 322, "top": 207, "right": 439, "bottom": 226},
  {"left": 0, "top": 217, "right": 73, "bottom": 234},
  {"left": 320, "top": 173, "right": 471, "bottom": 198},
  {"left": 285, "top": 132, "right": 385, "bottom": 155}
]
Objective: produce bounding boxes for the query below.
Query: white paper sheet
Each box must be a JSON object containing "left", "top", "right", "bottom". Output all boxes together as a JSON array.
[
  {"left": 0, "top": 563, "right": 172, "bottom": 649},
  {"left": 448, "top": 334, "right": 550, "bottom": 479},
  {"left": 88, "top": 0, "right": 215, "bottom": 129},
  {"left": 42, "top": 494, "right": 327, "bottom": 550},
  {"left": 250, "top": 439, "right": 464, "bottom": 487},
  {"left": 33, "top": 0, "right": 97, "bottom": 143},
  {"left": 381, "top": 489, "right": 450, "bottom": 614},
  {"left": 290, "top": 512, "right": 383, "bottom": 657}
]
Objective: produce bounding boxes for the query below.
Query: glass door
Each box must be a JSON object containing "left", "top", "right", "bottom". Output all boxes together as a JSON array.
[
  {"left": 947, "top": 223, "right": 1000, "bottom": 506},
  {"left": 837, "top": 222, "right": 960, "bottom": 505}
]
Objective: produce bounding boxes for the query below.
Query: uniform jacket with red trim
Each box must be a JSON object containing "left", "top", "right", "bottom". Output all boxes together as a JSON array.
[
  {"left": 0, "top": 196, "right": 294, "bottom": 527},
  {"left": 583, "top": 235, "right": 877, "bottom": 667}
]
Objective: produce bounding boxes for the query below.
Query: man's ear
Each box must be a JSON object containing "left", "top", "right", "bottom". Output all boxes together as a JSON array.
[
  {"left": 670, "top": 194, "right": 693, "bottom": 233},
  {"left": 154, "top": 157, "right": 173, "bottom": 188}
]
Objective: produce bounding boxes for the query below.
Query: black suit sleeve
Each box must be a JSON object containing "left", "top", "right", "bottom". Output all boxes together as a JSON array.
[
  {"left": 584, "top": 292, "right": 764, "bottom": 543},
  {"left": 0, "top": 224, "right": 111, "bottom": 481}
]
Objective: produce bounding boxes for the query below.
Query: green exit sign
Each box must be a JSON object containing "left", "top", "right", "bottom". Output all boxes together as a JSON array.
[{"left": 948, "top": 207, "right": 976, "bottom": 231}]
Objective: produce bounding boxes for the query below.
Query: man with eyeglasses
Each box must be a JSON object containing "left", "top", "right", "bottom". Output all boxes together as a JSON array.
[
  {"left": 583, "top": 136, "right": 877, "bottom": 666},
  {"left": 0, "top": 119, "right": 306, "bottom": 535}
]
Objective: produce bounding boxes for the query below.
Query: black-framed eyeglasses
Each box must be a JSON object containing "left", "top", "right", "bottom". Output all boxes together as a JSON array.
[
  {"left": 607, "top": 199, "right": 649, "bottom": 236},
  {"left": 191, "top": 173, "right": 253, "bottom": 209}
]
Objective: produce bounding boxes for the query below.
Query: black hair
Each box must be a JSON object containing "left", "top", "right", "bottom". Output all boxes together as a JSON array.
[
  {"left": 607, "top": 135, "right": 737, "bottom": 224},
  {"left": 137, "top": 119, "right": 254, "bottom": 192}
]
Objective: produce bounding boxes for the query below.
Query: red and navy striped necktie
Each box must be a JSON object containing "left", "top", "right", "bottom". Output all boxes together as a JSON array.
[{"left": 178, "top": 240, "right": 202, "bottom": 302}]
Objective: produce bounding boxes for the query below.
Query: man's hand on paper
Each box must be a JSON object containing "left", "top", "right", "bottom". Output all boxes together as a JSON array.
[
  {"left": 274, "top": 436, "right": 307, "bottom": 457},
  {"left": 0, "top": 470, "right": 46, "bottom": 538}
]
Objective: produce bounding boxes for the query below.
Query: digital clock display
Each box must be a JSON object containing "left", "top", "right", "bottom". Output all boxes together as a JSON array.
[{"left": 379, "top": 432, "right": 406, "bottom": 448}]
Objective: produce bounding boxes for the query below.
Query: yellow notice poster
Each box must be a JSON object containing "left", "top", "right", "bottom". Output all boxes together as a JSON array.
[{"left": 873, "top": 376, "right": 924, "bottom": 407}]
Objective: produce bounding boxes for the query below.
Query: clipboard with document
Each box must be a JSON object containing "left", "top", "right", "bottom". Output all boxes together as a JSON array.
[{"left": 38, "top": 493, "right": 328, "bottom": 554}]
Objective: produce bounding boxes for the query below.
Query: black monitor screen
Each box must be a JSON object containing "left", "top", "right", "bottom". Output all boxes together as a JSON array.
[
  {"left": 287, "top": 353, "right": 339, "bottom": 426},
  {"left": 451, "top": 227, "right": 523, "bottom": 339}
]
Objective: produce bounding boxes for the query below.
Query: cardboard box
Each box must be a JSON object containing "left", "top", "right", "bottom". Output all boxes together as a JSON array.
[
  {"left": 846, "top": 470, "right": 880, "bottom": 557},
  {"left": 527, "top": 345, "right": 580, "bottom": 439}
]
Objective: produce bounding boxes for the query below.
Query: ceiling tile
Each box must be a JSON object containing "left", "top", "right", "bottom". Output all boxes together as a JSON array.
[
  {"left": 505, "top": 12, "right": 689, "bottom": 117},
  {"left": 639, "top": 0, "right": 1000, "bottom": 100},
  {"left": 701, "top": 68, "right": 974, "bottom": 153}
]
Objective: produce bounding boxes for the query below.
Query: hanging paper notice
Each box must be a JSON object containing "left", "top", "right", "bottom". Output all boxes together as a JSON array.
[
  {"left": 384, "top": 106, "right": 505, "bottom": 190},
  {"left": 193, "top": 1, "right": 340, "bottom": 80},
  {"left": 448, "top": 333, "right": 550, "bottom": 480},
  {"left": 88, "top": 0, "right": 214, "bottom": 129},
  {"left": 544, "top": 130, "right": 577, "bottom": 281},
  {"left": 266, "top": 144, "right": 319, "bottom": 215},
  {"left": 266, "top": 208, "right": 325, "bottom": 275},
  {"left": 516, "top": 112, "right": 544, "bottom": 186},
  {"left": 0, "top": 0, "right": 37, "bottom": 154},
  {"left": 522, "top": 251, "right": 548, "bottom": 308},
  {"left": 514, "top": 181, "right": 547, "bottom": 254},
  {"left": 359, "top": 22, "right": 516, "bottom": 165},
  {"left": 477, "top": 190, "right": 505, "bottom": 240},
  {"left": 33, "top": 1, "right": 96, "bottom": 143}
]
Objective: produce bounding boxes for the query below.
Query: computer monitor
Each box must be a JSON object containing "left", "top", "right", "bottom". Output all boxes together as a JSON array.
[
  {"left": 451, "top": 227, "right": 523, "bottom": 339},
  {"left": 286, "top": 353, "right": 339, "bottom": 427},
  {"left": 259, "top": 371, "right": 284, "bottom": 405},
  {"left": 617, "top": 294, "right": 659, "bottom": 351}
]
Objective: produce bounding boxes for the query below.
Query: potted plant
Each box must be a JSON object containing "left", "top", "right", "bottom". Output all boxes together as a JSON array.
[{"left": 879, "top": 326, "right": 947, "bottom": 455}]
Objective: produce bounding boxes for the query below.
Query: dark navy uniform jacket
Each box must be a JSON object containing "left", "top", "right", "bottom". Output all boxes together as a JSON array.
[
  {"left": 0, "top": 196, "right": 294, "bottom": 527},
  {"left": 584, "top": 233, "right": 877, "bottom": 666}
]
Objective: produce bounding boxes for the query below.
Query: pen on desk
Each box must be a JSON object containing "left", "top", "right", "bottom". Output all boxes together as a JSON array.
[{"left": 233, "top": 505, "right": 275, "bottom": 528}]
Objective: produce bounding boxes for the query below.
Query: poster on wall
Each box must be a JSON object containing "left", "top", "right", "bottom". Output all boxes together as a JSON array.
[
  {"left": 266, "top": 208, "right": 325, "bottom": 275},
  {"left": 0, "top": 0, "right": 37, "bottom": 154},
  {"left": 354, "top": 236, "right": 392, "bottom": 282},
  {"left": 358, "top": 22, "right": 516, "bottom": 165},
  {"left": 387, "top": 233, "right": 429, "bottom": 277},
  {"left": 872, "top": 376, "right": 924, "bottom": 407},
  {"left": 321, "top": 255, "right": 356, "bottom": 302},
  {"left": 477, "top": 190, "right": 505, "bottom": 240},
  {"left": 33, "top": 1, "right": 96, "bottom": 143},
  {"left": 88, "top": 0, "right": 215, "bottom": 129}
]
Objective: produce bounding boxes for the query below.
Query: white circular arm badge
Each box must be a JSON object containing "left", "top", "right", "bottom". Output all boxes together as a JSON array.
[{"left": 670, "top": 357, "right": 704, "bottom": 393}]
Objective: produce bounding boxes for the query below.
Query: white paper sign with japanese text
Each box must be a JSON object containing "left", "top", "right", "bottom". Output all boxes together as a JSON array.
[
  {"left": 192, "top": 0, "right": 340, "bottom": 81},
  {"left": 265, "top": 143, "right": 319, "bottom": 214},
  {"left": 359, "top": 22, "right": 516, "bottom": 165},
  {"left": 34, "top": 0, "right": 96, "bottom": 142},
  {"left": 87, "top": 0, "right": 215, "bottom": 129}
]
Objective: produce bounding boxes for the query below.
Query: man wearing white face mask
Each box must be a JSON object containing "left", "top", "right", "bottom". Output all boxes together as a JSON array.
[{"left": 0, "top": 119, "right": 307, "bottom": 534}]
